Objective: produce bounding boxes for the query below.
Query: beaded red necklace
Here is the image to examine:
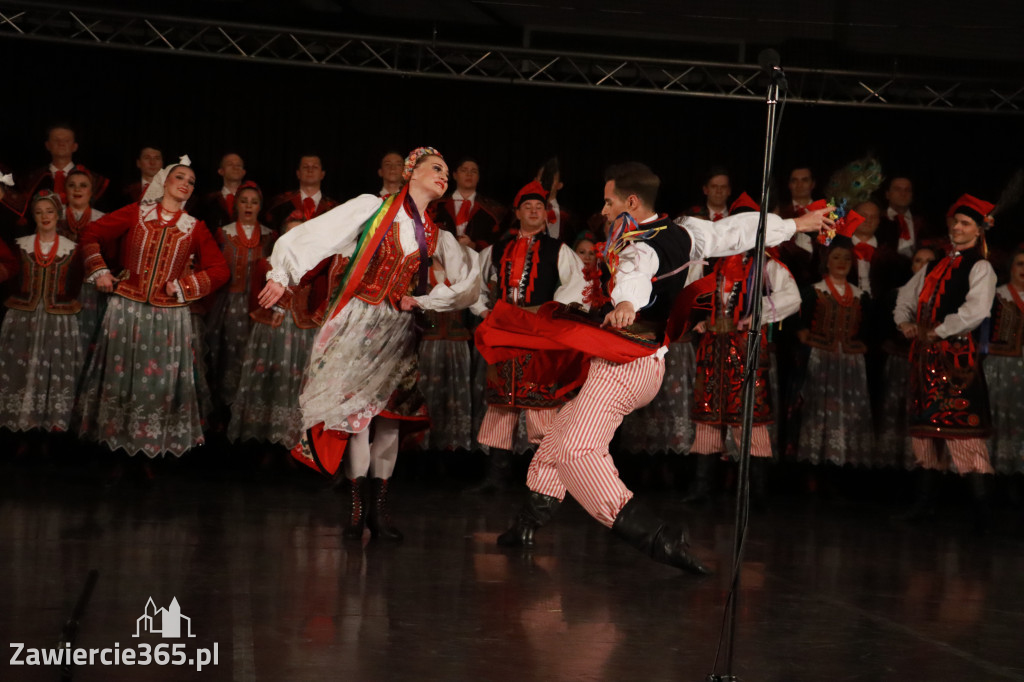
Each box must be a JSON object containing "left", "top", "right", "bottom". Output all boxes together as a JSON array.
[
  {"left": 825, "top": 276, "right": 854, "bottom": 307},
  {"left": 235, "top": 221, "right": 261, "bottom": 249},
  {"left": 65, "top": 206, "right": 92, "bottom": 235},
  {"left": 154, "top": 204, "right": 183, "bottom": 228},
  {"left": 34, "top": 234, "right": 59, "bottom": 268}
]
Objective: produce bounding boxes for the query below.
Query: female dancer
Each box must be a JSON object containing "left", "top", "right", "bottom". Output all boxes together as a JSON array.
[
  {"left": 206, "top": 181, "right": 276, "bottom": 408},
  {"left": 986, "top": 246, "right": 1024, "bottom": 475},
  {"left": 259, "top": 147, "right": 479, "bottom": 541},
  {"left": 793, "top": 237, "right": 874, "bottom": 467},
  {"left": 0, "top": 191, "right": 82, "bottom": 433},
  {"left": 75, "top": 157, "right": 229, "bottom": 457},
  {"left": 228, "top": 214, "right": 319, "bottom": 449},
  {"left": 59, "top": 169, "right": 106, "bottom": 353}
]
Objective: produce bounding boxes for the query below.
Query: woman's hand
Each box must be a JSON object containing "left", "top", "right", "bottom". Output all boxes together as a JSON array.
[
  {"left": 258, "top": 281, "right": 286, "bottom": 309},
  {"left": 400, "top": 295, "right": 420, "bottom": 311},
  {"left": 94, "top": 272, "right": 116, "bottom": 293},
  {"left": 693, "top": 320, "right": 707, "bottom": 334},
  {"left": 165, "top": 280, "right": 181, "bottom": 297}
]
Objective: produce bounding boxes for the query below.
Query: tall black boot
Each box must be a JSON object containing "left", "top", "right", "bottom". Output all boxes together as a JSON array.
[
  {"left": 468, "top": 448, "right": 511, "bottom": 494},
  {"left": 893, "top": 469, "right": 940, "bottom": 522},
  {"left": 611, "top": 498, "right": 712, "bottom": 575},
  {"left": 682, "top": 455, "right": 715, "bottom": 504},
  {"left": 366, "top": 477, "right": 403, "bottom": 541},
  {"left": 496, "top": 491, "right": 561, "bottom": 547},
  {"left": 342, "top": 477, "right": 367, "bottom": 540},
  {"left": 969, "top": 473, "right": 993, "bottom": 533}
]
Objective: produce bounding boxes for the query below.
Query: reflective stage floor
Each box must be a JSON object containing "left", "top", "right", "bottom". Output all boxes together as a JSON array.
[{"left": 1, "top": 447, "right": 1022, "bottom": 682}]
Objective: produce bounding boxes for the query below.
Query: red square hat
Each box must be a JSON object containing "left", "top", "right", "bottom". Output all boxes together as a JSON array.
[
  {"left": 947, "top": 194, "right": 995, "bottom": 227},
  {"left": 729, "top": 192, "right": 760, "bottom": 215}
]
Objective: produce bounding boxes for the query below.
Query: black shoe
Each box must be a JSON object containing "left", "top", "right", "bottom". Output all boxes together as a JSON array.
[
  {"left": 496, "top": 491, "right": 562, "bottom": 548},
  {"left": 342, "top": 477, "right": 367, "bottom": 540},
  {"left": 468, "top": 448, "right": 511, "bottom": 494},
  {"left": 611, "top": 498, "right": 712, "bottom": 575},
  {"left": 366, "top": 477, "right": 403, "bottom": 541}
]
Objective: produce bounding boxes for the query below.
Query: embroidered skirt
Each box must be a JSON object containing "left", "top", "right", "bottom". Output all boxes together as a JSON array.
[
  {"left": 0, "top": 307, "right": 82, "bottom": 432},
  {"left": 985, "top": 351, "right": 1024, "bottom": 474},
  {"left": 205, "top": 290, "right": 251, "bottom": 406},
  {"left": 418, "top": 337, "right": 473, "bottom": 450},
  {"left": 796, "top": 347, "right": 874, "bottom": 466},
  {"left": 619, "top": 341, "right": 696, "bottom": 455},
  {"left": 228, "top": 315, "right": 316, "bottom": 447},
  {"left": 74, "top": 297, "right": 203, "bottom": 457},
  {"left": 875, "top": 354, "right": 914, "bottom": 469},
  {"left": 301, "top": 298, "right": 425, "bottom": 434}
]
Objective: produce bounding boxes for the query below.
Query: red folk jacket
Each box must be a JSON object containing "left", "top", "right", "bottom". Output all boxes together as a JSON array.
[{"left": 80, "top": 203, "right": 229, "bottom": 307}]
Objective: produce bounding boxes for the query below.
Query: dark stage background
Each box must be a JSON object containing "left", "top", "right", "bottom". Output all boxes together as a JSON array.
[{"left": 2, "top": 38, "right": 1023, "bottom": 249}]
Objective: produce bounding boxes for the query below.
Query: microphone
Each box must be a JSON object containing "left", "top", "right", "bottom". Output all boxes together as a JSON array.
[{"left": 757, "top": 48, "right": 788, "bottom": 91}]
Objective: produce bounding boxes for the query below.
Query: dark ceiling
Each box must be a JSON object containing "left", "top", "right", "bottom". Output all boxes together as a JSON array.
[{"left": 77, "top": 0, "right": 1024, "bottom": 75}]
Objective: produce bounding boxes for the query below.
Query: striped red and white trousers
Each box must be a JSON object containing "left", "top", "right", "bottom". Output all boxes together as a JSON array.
[
  {"left": 691, "top": 423, "right": 773, "bottom": 457},
  {"left": 477, "top": 406, "right": 557, "bottom": 451},
  {"left": 526, "top": 353, "right": 665, "bottom": 528},
  {"left": 911, "top": 437, "right": 993, "bottom": 474}
]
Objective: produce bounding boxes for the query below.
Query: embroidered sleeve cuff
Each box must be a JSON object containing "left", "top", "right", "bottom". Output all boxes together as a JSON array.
[
  {"left": 180, "top": 271, "right": 212, "bottom": 301},
  {"left": 266, "top": 269, "right": 290, "bottom": 286},
  {"left": 85, "top": 268, "right": 111, "bottom": 284},
  {"left": 81, "top": 243, "right": 108, "bottom": 276}
]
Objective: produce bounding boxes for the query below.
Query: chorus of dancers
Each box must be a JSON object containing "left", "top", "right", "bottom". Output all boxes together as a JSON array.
[{"left": 1, "top": 124, "right": 1022, "bottom": 570}]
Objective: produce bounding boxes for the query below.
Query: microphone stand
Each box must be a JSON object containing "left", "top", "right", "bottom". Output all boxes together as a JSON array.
[{"left": 707, "top": 65, "right": 787, "bottom": 682}]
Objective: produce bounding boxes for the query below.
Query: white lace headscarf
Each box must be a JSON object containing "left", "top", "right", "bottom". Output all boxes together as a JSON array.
[{"left": 141, "top": 154, "right": 193, "bottom": 206}]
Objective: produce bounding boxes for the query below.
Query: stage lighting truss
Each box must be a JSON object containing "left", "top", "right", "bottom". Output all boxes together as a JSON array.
[{"left": 2, "top": 2, "right": 1022, "bottom": 114}]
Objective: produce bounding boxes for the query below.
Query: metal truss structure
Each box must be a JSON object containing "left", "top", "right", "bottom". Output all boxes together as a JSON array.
[{"left": 2, "top": 2, "right": 1022, "bottom": 114}]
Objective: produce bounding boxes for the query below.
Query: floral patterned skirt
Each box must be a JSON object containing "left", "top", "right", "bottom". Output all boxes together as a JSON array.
[
  {"left": 618, "top": 341, "right": 696, "bottom": 455},
  {"left": 876, "top": 354, "right": 914, "bottom": 469},
  {"left": 191, "top": 313, "right": 214, "bottom": 420},
  {"left": 0, "top": 307, "right": 82, "bottom": 432},
  {"left": 206, "top": 290, "right": 251, "bottom": 406},
  {"left": 418, "top": 338, "right": 473, "bottom": 451},
  {"left": 74, "top": 297, "right": 203, "bottom": 457},
  {"left": 77, "top": 282, "right": 107, "bottom": 358},
  {"left": 986, "top": 352, "right": 1024, "bottom": 474},
  {"left": 227, "top": 316, "right": 316, "bottom": 447},
  {"left": 796, "top": 347, "right": 874, "bottom": 466},
  {"left": 301, "top": 298, "right": 422, "bottom": 434}
]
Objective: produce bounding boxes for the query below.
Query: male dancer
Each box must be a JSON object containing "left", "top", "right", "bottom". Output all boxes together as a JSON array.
[
  {"left": 493, "top": 162, "right": 831, "bottom": 573},
  {"left": 470, "top": 180, "right": 586, "bottom": 490}
]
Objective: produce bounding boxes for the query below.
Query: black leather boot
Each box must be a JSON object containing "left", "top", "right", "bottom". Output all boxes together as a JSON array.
[
  {"left": 468, "top": 448, "right": 511, "bottom": 494},
  {"left": 343, "top": 477, "right": 367, "bottom": 540},
  {"left": 892, "top": 469, "right": 940, "bottom": 522},
  {"left": 611, "top": 498, "right": 711, "bottom": 575},
  {"left": 496, "top": 491, "right": 562, "bottom": 548},
  {"left": 682, "top": 455, "right": 715, "bottom": 504},
  {"left": 366, "top": 478, "right": 403, "bottom": 541}
]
